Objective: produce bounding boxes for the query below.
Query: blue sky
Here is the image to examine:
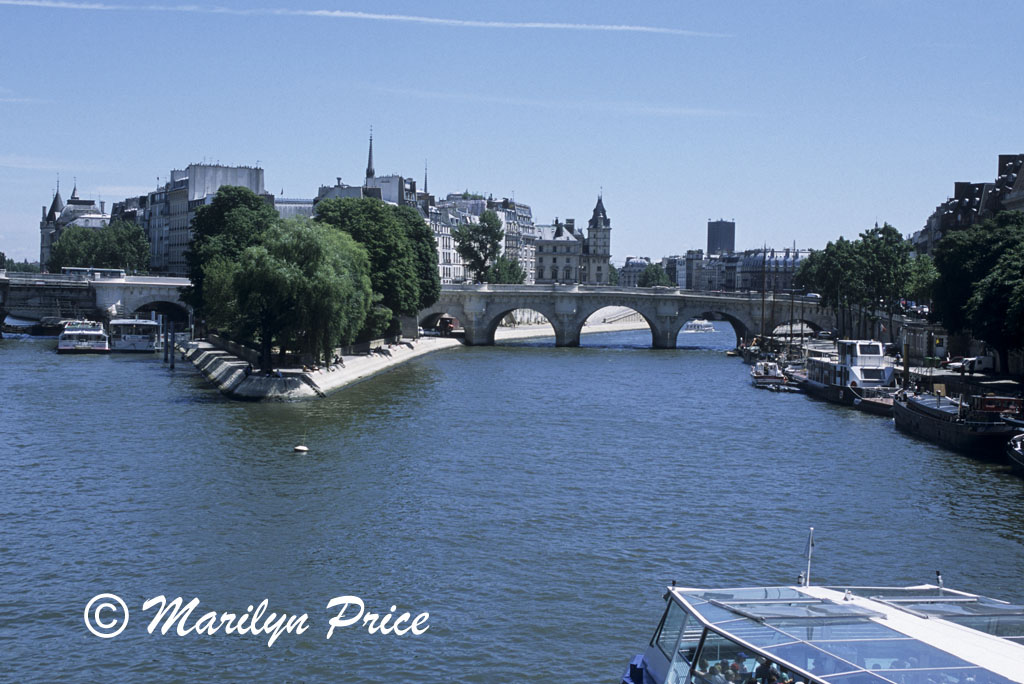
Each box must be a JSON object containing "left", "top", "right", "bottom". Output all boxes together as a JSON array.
[{"left": 1, "top": 1, "right": 1021, "bottom": 263}]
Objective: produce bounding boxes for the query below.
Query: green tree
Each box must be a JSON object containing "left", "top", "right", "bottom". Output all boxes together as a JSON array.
[
  {"left": 315, "top": 198, "right": 419, "bottom": 329},
  {"left": 47, "top": 220, "right": 148, "bottom": 272},
  {"left": 905, "top": 254, "right": 938, "bottom": 305},
  {"left": 932, "top": 211, "right": 1024, "bottom": 338},
  {"left": 184, "top": 186, "right": 280, "bottom": 313},
  {"left": 607, "top": 264, "right": 619, "bottom": 286},
  {"left": 234, "top": 243, "right": 297, "bottom": 370},
  {"left": 637, "top": 263, "right": 671, "bottom": 287},
  {"left": 796, "top": 238, "right": 866, "bottom": 335},
  {"left": 392, "top": 205, "right": 440, "bottom": 311},
  {"left": 966, "top": 241, "right": 1024, "bottom": 372},
  {"left": 48, "top": 225, "right": 98, "bottom": 271},
  {"left": 271, "top": 218, "right": 374, "bottom": 364},
  {"left": 485, "top": 255, "right": 526, "bottom": 284},
  {"left": 859, "top": 223, "right": 909, "bottom": 342},
  {"left": 453, "top": 209, "right": 503, "bottom": 283}
]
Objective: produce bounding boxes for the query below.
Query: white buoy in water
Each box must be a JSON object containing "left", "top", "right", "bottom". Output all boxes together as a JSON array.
[{"left": 294, "top": 445, "right": 309, "bottom": 453}]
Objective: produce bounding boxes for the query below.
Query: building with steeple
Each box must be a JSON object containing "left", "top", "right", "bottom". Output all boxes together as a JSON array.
[
  {"left": 582, "top": 194, "right": 612, "bottom": 284},
  {"left": 535, "top": 195, "right": 613, "bottom": 285},
  {"left": 39, "top": 180, "right": 110, "bottom": 269}
]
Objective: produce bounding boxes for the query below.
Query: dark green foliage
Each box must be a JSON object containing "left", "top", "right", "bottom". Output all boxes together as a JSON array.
[
  {"left": 906, "top": 255, "right": 938, "bottom": 305},
  {"left": 859, "top": 223, "right": 909, "bottom": 341},
  {"left": 47, "top": 220, "right": 150, "bottom": 272},
  {"left": 453, "top": 209, "right": 503, "bottom": 283},
  {"left": 314, "top": 198, "right": 419, "bottom": 319},
  {"left": 3, "top": 255, "right": 42, "bottom": 272},
  {"left": 794, "top": 236, "right": 869, "bottom": 335},
  {"left": 232, "top": 218, "right": 374, "bottom": 368},
  {"left": 485, "top": 255, "right": 526, "bottom": 284},
  {"left": 607, "top": 264, "right": 619, "bottom": 286},
  {"left": 392, "top": 205, "right": 441, "bottom": 310},
  {"left": 637, "top": 263, "right": 671, "bottom": 287},
  {"left": 933, "top": 211, "right": 1024, "bottom": 369},
  {"left": 184, "top": 186, "right": 280, "bottom": 312}
]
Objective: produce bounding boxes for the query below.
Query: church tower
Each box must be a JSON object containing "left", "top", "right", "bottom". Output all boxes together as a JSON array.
[
  {"left": 364, "top": 129, "right": 375, "bottom": 183},
  {"left": 584, "top": 194, "right": 612, "bottom": 284}
]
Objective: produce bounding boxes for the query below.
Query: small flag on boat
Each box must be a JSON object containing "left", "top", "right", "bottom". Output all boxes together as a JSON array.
[{"left": 804, "top": 527, "right": 815, "bottom": 557}]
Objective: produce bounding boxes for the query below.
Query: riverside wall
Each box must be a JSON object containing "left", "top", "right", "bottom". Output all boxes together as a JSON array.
[{"left": 185, "top": 319, "right": 650, "bottom": 401}]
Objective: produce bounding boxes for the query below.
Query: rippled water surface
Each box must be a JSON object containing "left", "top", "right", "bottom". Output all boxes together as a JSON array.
[{"left": 3, "top": 329, "right": 1023, "bottom": 682}]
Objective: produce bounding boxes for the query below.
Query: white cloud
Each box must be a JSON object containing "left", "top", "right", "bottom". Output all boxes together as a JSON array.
[{"left": 0, "top": 1, "right": 730, "bottom": 37}]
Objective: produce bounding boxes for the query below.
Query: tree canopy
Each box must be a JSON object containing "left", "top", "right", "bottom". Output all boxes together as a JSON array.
[
  {"left": 48, "top": 220, "right": 150, "bottom": 273},
  {"left": 485, "top": 255, "right": 526, "bottom": 284},
  {"left": 932, "top": 211, "right": 1024, "bottom": 369},
  {"left": 637, "top": 263, "right": 672, "bottom": 287},
  {"left": 184, "top": 185, "right": 280, "bottom": 312},
  {"left": 216, "top": 218, "right": 374, "bottom": 368},
  {"left": 392, "top": 205, "right": 441, "bottom": 311},
  {"left": 315, "top": 198, "right": 419, "bottom": 334},
  {"left": 905, "top": 254, "right": 938, "bottom": 305},
  {"left": 453, "top": 209, "right": 503, "bottom": 283}
]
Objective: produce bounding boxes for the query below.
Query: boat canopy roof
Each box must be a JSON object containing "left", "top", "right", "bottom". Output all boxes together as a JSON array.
[
  {"left": 110, "top": 318, "right": 159, "bottom": 326},
  {"left": 670, "top": 584, "right": 1024, "bottom": 683}
]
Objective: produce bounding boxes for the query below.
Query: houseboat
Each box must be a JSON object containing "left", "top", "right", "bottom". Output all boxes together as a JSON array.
[
  {"left": 802, "top": 339, "right": 896, "bottom": 415},
  {"left": 623, "top": 581, "right": 1024, "bottom": 684},
  {"left": 108, "top": 318, "right": 160, "bottom": 352},
  {"left": 893, "top": 391, "right": 1021, "bottom": 458},
  {"left": 56, "top": 320, "right": 109, "bottom": 354}
]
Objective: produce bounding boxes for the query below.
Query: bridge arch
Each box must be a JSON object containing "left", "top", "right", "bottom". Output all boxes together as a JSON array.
[
  {"left": 131, "top": 299, "right": 189, "bottom": 324},
  {"left": 572, "top": 301, "right": 662, "bottom": 348}
]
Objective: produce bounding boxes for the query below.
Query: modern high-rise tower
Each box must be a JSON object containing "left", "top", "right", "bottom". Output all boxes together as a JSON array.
[{"left": 707, "top": 219, "right": 735, "bottom": 255}]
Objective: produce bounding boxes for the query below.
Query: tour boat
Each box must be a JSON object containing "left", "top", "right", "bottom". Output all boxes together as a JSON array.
[
  {"left": 623, "top": 581, "right": 1024, "bottom": 684},
  {"left": 682, "top": 319, "right": 715, "bottom": 333},
  {"left": 802, "top": 340, "right": 896, "bottom": 416},
  {"left": 56, "top": 320, "right": 110, "bottom": 354},
  {"left": 893, "top": 391, "right": 1021, "bottom": 458},
  {"left": 108, "top": 318, "right": 160, "bottom": 352},
  {"left": 750, "top": 360, "right": 786, "bottom": 388}
]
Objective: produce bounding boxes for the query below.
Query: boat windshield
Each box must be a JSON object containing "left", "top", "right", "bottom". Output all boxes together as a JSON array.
[{"left": 659, "top": 586, "right": 1023, "bottom": 684}]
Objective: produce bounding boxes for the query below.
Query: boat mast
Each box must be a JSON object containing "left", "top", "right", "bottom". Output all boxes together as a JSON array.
[{"left": 802, "top": 527, "right": 814, "bottom": 585}]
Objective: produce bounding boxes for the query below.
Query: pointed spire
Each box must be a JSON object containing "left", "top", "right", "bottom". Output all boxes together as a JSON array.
[
  {"left": 365, "top": 127, "right": 375, "bottom": 180},
  {"left": 424, "top": 159, "right": 428, "bottom": 194},
  {"left": 71, "top": 177, "right": 78, "bottom": 199}
]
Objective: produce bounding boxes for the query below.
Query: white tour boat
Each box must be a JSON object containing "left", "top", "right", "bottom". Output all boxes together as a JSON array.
[
  {"left": 750, "top": 360, "right": 786, "bottom": 388},
  {"left": 682, "top": 319, "right": 716, "bottom": 334},
  {"left": 56, "top": 320, "right": 110, "bottom": 354},
  {"left": 623, "top": 580, "right": 1024, "bottom": 684},
  {"left": 108, "top": 318, "right": 161, "bottom": 352}
]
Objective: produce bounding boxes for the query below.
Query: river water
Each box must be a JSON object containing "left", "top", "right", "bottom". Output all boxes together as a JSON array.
[{"left": 2, "top": 327, "right": 1023, "bottom": 682}]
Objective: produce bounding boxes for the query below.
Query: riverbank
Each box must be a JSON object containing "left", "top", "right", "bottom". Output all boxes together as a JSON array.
[{"left": 185, "top": 318, "right": 650, "bottom": 400}]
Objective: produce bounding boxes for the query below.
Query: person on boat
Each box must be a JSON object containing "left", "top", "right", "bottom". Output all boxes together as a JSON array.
[
  {"left": 754, "top": 656, "right": 779, "bottom": 684},
  {"left": 707, "top": 665, "right": 728, "bottom": 684}
]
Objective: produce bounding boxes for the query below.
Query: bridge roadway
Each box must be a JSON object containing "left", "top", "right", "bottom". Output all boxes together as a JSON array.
[
  {"left": 0, "top": 270, "right": 189, "bottom": 322},
  {"left": 421, "top": 284, "right": 832, "bottom": 348}
]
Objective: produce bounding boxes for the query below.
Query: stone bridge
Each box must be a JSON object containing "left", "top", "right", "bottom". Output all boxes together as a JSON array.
[
  {"left": 0, "top": 271, "right": 190, "bottom": 323},
  {"left": 419, "top": 284, "right": 833, "bottom": 348}
]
